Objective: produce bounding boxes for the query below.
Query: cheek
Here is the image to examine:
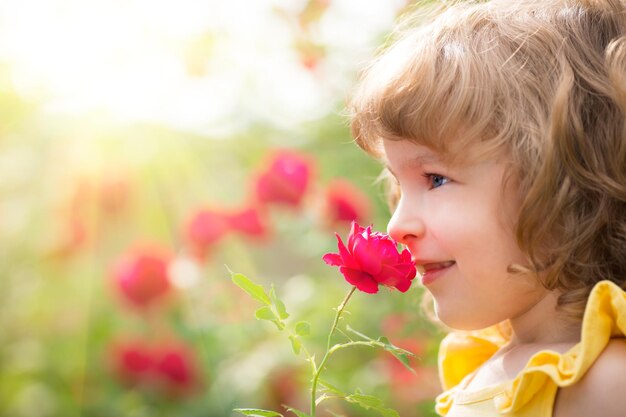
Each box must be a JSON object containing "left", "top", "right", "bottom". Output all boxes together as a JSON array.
[
  {"left": 426, "top": 199, "right": 485, "bottom": 243},
  {"left": 429, "top": 199, "right": 522, "bottom": 267}
]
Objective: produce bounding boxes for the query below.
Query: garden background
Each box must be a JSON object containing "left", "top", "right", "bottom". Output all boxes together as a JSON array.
[{"left": 0, "top": 0, "right": 445, "bottom": 416}]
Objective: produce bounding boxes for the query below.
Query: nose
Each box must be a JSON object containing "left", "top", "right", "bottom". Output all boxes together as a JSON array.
[{"left": 386, "top": 195, "right": 425, "bottom": 245}]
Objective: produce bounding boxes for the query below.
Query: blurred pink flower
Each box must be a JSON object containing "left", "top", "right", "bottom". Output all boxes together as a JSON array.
[
  {"left": 323, "top": 222, "right": 416, "bottom": 294},
  {"left": 323, "top": 179, "right": 371, "bottom": 226},
  {"left": 254, "top": 150, "right": 314, "bottom": 208},
  {"left": 111, "top": 340, "right": 154, "bottom": 386},
  {"left": 226, "top": 206, "right": 268, "bottom": 239},
  {"left": 113, "top": 247, "right": 171, "bottom": 309},
  {"left": 154, "top": 343, "right": 199, "bottom": 396},
  {"left": 185, "top": 208, "right": 230, "bottom": 260},
  {"left": 110, "top": 339, "right": 200, "bottom": 397}
]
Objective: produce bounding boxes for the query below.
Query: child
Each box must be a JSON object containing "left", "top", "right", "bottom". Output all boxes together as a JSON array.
[{"left": 348, "top": 0, "right": 626, "bottom": 416}]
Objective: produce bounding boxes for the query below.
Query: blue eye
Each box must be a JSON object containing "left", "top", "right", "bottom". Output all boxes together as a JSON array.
[{"left": 424, "top": 173, "right": 449, "bottom": 189}]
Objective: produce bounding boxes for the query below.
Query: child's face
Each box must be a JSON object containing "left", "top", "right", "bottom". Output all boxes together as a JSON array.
[{"left": 383, "top": 139, "right": 547, "bottom": 330}]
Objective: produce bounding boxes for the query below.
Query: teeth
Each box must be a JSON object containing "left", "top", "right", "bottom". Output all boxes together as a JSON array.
[{"left": 424, "top": 261, "right": 455, "bottom": 271}]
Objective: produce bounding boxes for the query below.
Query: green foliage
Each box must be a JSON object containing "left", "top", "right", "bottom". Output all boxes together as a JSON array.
[
  {"left": 0, "top": 3, "right": 446, "bottom": 416},
  {"left": 235, "top": 408, "right": 284, "bottom": 417},
  {"left": 346, "top": 393, "right": 400, "bottom": 417},
  {"left": 295, "top": 321, "right": 311, "bottom": 337},
  {"left": 231, "top": 271, "right": 422, "bottom": 417},
  {"left": 233, "top": 273, "right": 272, "bottom": 305},
  {"left": 286, "top": 408, "right": 312, "bottom": 417},
  {"left": 231, "top": 272, "right": 291, "bottom": 332},
  {"left": 345, "top": 326, "right": 415, "bottom": 373}
]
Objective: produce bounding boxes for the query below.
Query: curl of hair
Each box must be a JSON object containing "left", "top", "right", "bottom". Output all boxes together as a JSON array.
[{"left": 349, "top": 0, "right": 626, "bottom": 321}]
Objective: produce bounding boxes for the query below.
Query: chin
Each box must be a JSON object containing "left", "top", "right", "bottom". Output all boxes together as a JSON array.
[{"left": 434, "top": 302, "right": 499, "bottom": 331}]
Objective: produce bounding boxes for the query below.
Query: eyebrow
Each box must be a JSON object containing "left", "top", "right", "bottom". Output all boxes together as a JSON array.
[{"left": 384, "top": 154, "right": 444, "bottom": 176}]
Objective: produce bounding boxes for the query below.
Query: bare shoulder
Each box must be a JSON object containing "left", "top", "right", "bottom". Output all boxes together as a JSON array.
[{"left": 554, "top": 338, "right": 626, "bottom": 417}]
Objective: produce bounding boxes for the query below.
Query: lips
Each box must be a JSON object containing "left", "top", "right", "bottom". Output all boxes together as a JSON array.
[{"left": 413, "top": 260, "right": 455, "bottom": 285}]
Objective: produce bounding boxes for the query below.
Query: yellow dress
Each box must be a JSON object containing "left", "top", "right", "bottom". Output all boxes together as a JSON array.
[{"left": 435, "top": 280, "right": 626, "bottom": 417}]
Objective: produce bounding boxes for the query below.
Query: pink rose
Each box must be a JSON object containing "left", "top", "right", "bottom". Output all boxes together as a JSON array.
[
  {"left": 113, "top": 247, "right": 171, "bottom": 309},
  {"left": 323, "top": 222, "right": 416, "bottom": 294},
  {"left": 226, "top": 205, "right": 268, "bottom": 239},
  {"left": 109, "top": 338, "right": 200, "bottom": 397},
  {"left": 154, "top": 343, "right": 199, "bottom": 396},
  {"left": 254, "top": 150, "right": 314, "bottom": 207},
  {"left": 185, "top": 208, "right": 230, "bottom": 259},
  {"left": 110, "top": 339, "right": 154, "bottom": 386}
]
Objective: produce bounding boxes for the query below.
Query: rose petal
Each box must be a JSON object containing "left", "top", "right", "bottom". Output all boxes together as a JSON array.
[
  {"left": 352, "top": 237, "right": 382, "bottom": 276},
  {"left": 336, "top": 234, "right": 359, "bottom": 270},
  {"left": 394, "top": 278, "right": 412, "bottom": 292},
  {"left": 347, "top": 221, "right": 362, "bottom": 249},
  {"left": 340, "top": 267, "right": 379, "bottom": 294},
  {"left": 322, "top": 253, "right": 343, "bottom": 267}
]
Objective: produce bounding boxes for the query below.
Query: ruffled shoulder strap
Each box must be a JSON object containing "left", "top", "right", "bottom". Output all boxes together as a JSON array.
[
  {"left": 438, "top": 323, "right": 511, "bottom": 390},
  {"left": 493, "top": 280, "right": 626, "bottom": 412}
]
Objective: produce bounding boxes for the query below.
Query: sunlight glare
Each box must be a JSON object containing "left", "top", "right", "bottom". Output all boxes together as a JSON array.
[{"left": 0, "top": 0, "right": 403, "bottom": 134}]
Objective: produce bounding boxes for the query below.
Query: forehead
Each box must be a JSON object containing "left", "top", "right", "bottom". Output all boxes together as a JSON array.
[
  {"left": 382, "top": 136, "right": 507, "bottom": 172},
  {"left": 382, "top": 139, "right": 447, "bottom": 171}
]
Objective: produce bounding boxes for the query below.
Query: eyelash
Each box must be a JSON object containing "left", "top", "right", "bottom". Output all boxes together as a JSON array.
[{"left": 423, "top": 173, "right": 449, "bottom": 189}]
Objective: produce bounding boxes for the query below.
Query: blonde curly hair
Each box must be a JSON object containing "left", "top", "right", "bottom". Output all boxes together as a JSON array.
[{"left": 349, "top": 0, "right": 626, "bottom": 321}]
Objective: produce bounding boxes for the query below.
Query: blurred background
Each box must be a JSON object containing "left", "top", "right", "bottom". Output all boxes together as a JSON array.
[{"left": 0, "top": 0, "right": 444, "bottom": 416}]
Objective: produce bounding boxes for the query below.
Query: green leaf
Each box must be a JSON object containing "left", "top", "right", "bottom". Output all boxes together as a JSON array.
[
  {"left": 341, "top": 328, "right": 416, "bottom": 374},
  {"left": 270, "top": 286, "right": 289, "bottom": 319},
  {"left": 315, "top": 393, "right": 330, "bottom": 406},
  {"left": 254, "top": 306, "right": 284, "bottom": 330},
  {"left": 255, "top": 306, "right": 275, "bottom": 321},
  {"left": 285, "top": 407, "right": 311, "bottom": 417},
  {"left": 295, "top": 321, "right": 311, "bottom": 337},
  {"left": 232, "top": 273, "right": 271, "bottom": 305},
  {"left": 345, "top": 394, "right": 400, "bottom": 417},
  {"left": 319, "top": 379, "right": 347, "bottom": 397},
  {"left": 289, "top": 335, "right": 301, "bottom": 355},
  {"left": 345, "top": 325, "right": 374, "bottom": 341},
  {"left": 377, "top": 336, "right": 416, "bottom": 374},
  {"left": 234, "top": 408, "right": 284, "bottom": 417}
]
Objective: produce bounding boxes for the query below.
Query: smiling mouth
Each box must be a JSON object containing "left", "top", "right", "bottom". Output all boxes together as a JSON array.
[
  {"left": 423, "top": 261, "right": 455, "bottom": 271},
  {"left": 414, "top": 261, "right": 456, "bottom": 273},
  {"left": 418, "top": 261, "right": 455, "bottom": 285}
]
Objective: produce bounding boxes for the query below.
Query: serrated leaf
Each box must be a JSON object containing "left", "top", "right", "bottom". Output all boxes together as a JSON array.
[
  {"left": 289, "top": 335, "right": 301, "bottom": 355},
  {"left": 342, "top": 328, "right": 416, "bottom": 374},
  {"left": 318, "top": 379, "right": 347, "bottom": 397},
  {"left": 390, "top": 352, "right": 413, "bottom": 371},
  {"left": 285, "top": 407, "right": 311, "bottom": 417},
  {"left": 315, "top": 393, "right": 330, "bottom": 405},
  {"left": 233, "top": 408, "right": 283, "bottom": 417},
  {"left": 345, "top": 394, "right": 400, "bottom": 417},
  {"left": 345, "top": 325, "right": 375, "bottom": 341},
  {"left": 270, "top": 286, "right": 289, "bottom": 319},
  {"left": 377, "top": 336, "right": 416, "bottom": 374},
  {"left": 232, "top": 273, "right": 271, "bottom": 305},
  {"left": 295, "top": 321, "right": 311, "bottom": 337},
  {"left": 255, "top": 306, "right": 275, "bottom": 321}
]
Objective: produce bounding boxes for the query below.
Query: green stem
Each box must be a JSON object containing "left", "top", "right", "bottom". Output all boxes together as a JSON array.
[{"left": 310, "top": 286, "right": 356, "bottom": 416}]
